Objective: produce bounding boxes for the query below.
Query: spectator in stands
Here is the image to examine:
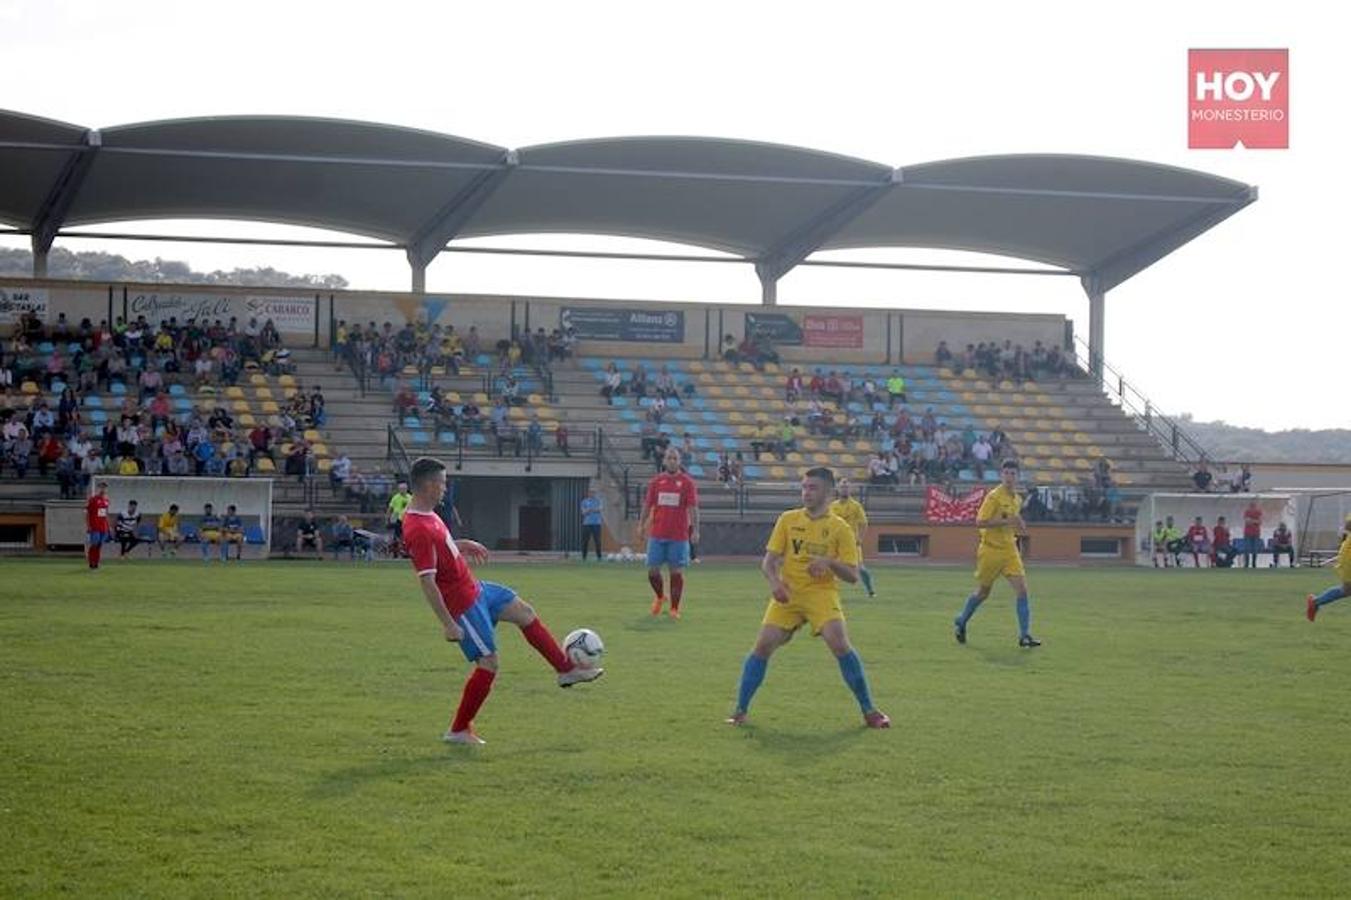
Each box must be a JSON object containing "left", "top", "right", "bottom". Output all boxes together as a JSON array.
[
  {"left": 309, "top": 386, "right": 326, "bottom": 426},
  {"left": 729, "top": 451, "right": 745, "bottom": 484},
  {"left": 867, "top": 452, "right": 893, "bottom": 486},
  {"left": 785, "top": 368, "right": 804, "bottom": 403},
  {"left": 8, "top": 431, "right": 32, "bottom": 477},
  {"left": 886, "top": 371, "right": 907, "bottom": 407},
  {"left": 460, "top": 399, "right": 482, "bottom": 432},
  {"left": 721, "top": 334, "right": 739, "bottom": 363},
  {"left": 629, "top": 364, "right": 649, "bottom": 399},
  {"left": 297, "top": 509, "right": 323, "bottom": 557},
  {"left": 1270, "top": 522, "right": 1295, "bottom": 567},
  {"left": 500, "top": 374, "right": 523, "bottom": 406},
  {"left": 496, "top": 418, "right": 521, "bottom": 457},
  {"left": 935, "top": 340, "right": 953, "bottom": 367},
  {"left": 600, "top": 363, "right": 624, "bottom": 405},
  {"left": 988, "top": 425, "right": 1008, "bottom": 458},
  {"left": 822, "top": 371, "right": 844, "bottom": 405},
  {"left": 970, "top": 433, "right": 993, "bottom": 479},
  {"left": 1192, "top": 460, "right": 1213, "bottom": 492},
  {"left": 919, "top": 407, "right": 938, "bottom": 440},
  {"left": 166, "top": 450, "right": 190, "bottom": 477},
  {"left": 57, "top": 387, "right": 80, "bottom": 436},
  {"left": 394, "top": 383, "right": 418, "bottom": 425},
  {"left": 330, "top": 514, "right": 357, "bottom": 561},
  {"left": 329, "top": 452, "right": 352, "bottom": 492},
  {"left": 655, "top": 366, "right": 678, "bottom": 400},
  {"left": 248, "top": 423, "right": 273, "bottom": 468},
  {"left": 43, "top": 348, "right": 67, "bottom": 390},
  {"left": 555, "top": 422, "right": 571, "bottom": 457},
  {"left": 1093, "top": 457, "right": 1113, "bottom": 491},
  {"left": 751, "top": 421, "right": 780, "bottom": 461},
  {"left": 526, "top": 415, "right": 544, "bottom": 455},
  {"left": 31, "top": 403, "right": 55, "bottom": 439},
  {"left": 34, "top": 432, "right": 59, "bottom": 478}
]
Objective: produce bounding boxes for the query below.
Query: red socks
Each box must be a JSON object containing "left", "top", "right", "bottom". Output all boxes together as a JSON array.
[
  {"left": 521, "top": 618, "right": 572, "bottom": 673},
  {"left": 670, "top": 572, "right": 684, "bottom": 610},
  {"left": 451, "top": 667, "right": 496, "bottom": 733},
  {"left": 88, "top": 544, "right": 101, "bottom": 569},
  {"left": 648, "top": 569, "right": 665, "bottom": 599}
]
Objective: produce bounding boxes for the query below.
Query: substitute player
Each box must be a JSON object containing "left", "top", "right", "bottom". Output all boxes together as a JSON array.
[
  {"left": 727, "top": 466, "right": 890, "bottom": 729},
  {"left": 830, "top": 477, "right": 875, "bottom": 597},
  {"left": 199, "top": 503, "right": 223, "bottom": 562},
  {"left": 1306, "top": 514, "right": 1351, "bottom": 622},
  {"left": 952, "top": 459, "right": 1042, "bottom": 648},
  {"left": 402, "top": 456, "right": 602, "bottom": 745},
  {"left": 157, "top": 504, "right": 181, "bottom": 558},
  {"left": 221, "top": 504, "right": 245, "bottom": 562},
  {"left": 85, "top": 480, "right": 111, "bottom": 570},
  {"left": 638, "top": 447, "right": 699, "bottom": 618}
]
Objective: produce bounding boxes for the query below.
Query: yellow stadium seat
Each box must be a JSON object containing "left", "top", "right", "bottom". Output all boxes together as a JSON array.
[
  {"left": 1049, "top": 458, "right": 1066, "bottom": 469},
  {"left": 18, "top": 381, "right": 38, "bottom": 395},
  {"left": 733, "top": 386, "right": 751, "bottom": 398},
  {"left": 1073, "top": 432, "right": 1092, "bottom": 444},
  {"left": 738, "top": 362, "right": 756, "bottom": 374},
  {"left": 474, "top": 392, "right": 489, "bottom": 404},
  {"left": 509, "top": 406, "right": 527, "bottom": 420},
  {"left": 716, "top": 399, "right": 735, "bottom": 410},
  {"left": 728, "top": 412, "right": 745, "bottom": 423},
  {"left": 812, "top": 453, "right": 832, "bottom": 464},
  {"left": 261, "top": 401, "right": 280, "bottom": 414},
  {"left": 758, "top": 387, "right": 777, "bottom": 400},
  {"left": 278, "top": 375, "right": 296, "bottom": 387},
  {"left": 528, "top": 393, "right": 544, "bottom": 406},
  {"left": 430, "top": 366, "right": 446, "bottom": 376},
  {"left": 938, "top": 368, "right": 955, "bottom": 378},
  {"left": 447, "top": 391, "right": 461, "bottom": 403},
  {"left": 763, "top": 362, "right": 781, "bottom": 375},
  {"left": 254, "top": 387, "right": 274, "bottom": 400},
  {"left": 280, "top": 442, "right": 293, "bottom": 455},
  {"left": 999, "top": 380, "right": 1016, "bottom": 391},
  {"left": 1073, "top": 458, "right": 1091, "bottom": 470},
  {"left": 231, "top": 400, "right": 251, "bottom": 414},
  {"left": 961, "top": 368, "right": 978, "bottom": 378},
  {"left": 706, "top": 385, "right": 725, "bottom": 397},
  {"left": 226, "top": 386, "right": 245, "bottom": 399},
  {"left": 1115, "top": 472, "right": 1133, "bottom": 485},
  {"left": 317, "top": 458, "right": 332, "bottom": 473},
  {"left": 767, "top": 466, "right": 786, "bottom": 478},
  {"left": 311, "top": 442, "right": 329, "bottom": 457},
  {"left": 1022, "top": 456, "right": 1039, "bottom": 468},
  {"left": 249, "top": 373, "right": 268, "bottom": 386},
  {"left": 786, "top": 452, "right": 804, "bottom": 463},
  {"left": 688, "top": 360, "right": 706, "bottom": 373},
  {"left": 238, "top": 414, "right": 256, "bottom": 427},
  {"left": 304, "top": 429, "right": 322, "bottom": 442},
  {"left": 737, "top": 424, "right": 757, "bottom": 436},
  {"left": 283, "top": 387, "right": 300, "bottom": 399},
  {"left": 1060, "top": 471, "right": 1079, "bottom": 484},
  {"left": 827, "top": 439, "right": 845, "bottom": 451},
  {"left": 838, "top": 454, "right": 858, "bottom": 466},
  {"left": 402, "top": 365, "right": 417, "bottom": 376},
  {"left": 255, "top": 457, "right": 276, "bottom": 473}
]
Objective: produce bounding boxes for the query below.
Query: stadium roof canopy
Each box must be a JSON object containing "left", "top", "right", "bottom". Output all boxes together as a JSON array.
[{"left": 0, "top": 109, "right": 1257, "bottom": 372}]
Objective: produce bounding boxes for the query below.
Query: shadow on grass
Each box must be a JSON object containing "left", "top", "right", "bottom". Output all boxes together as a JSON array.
[
  {"left": 738, "top": 724, "right": 865, "bottom": 761},
  {"left": 311, "top": 750, "right": 482, "bottom": 797}
]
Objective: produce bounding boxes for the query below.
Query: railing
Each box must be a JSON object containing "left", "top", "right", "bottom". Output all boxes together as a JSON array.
[
  {"left": 1071, "top": 336, "right": 1212, "bottom": 468},
  {"left": 341, "top": 346, "right": 369, "bottom": 397},
  {"left": 386, "top": 421, "right": 605, "bottom": 475},
  {"left": 386, "top": 424, "right": 412, "bottom": 479}
]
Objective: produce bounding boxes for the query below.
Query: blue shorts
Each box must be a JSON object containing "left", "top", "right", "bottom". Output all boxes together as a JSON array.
[
  {"left": 452, "top": 581, "right": 517, "bottom": 663},
  {"left": 646, "top": 538, "right": 690, "bottom": 569},
  {"left": 87, "top": 532, "right": 110, "bottom": 546}
]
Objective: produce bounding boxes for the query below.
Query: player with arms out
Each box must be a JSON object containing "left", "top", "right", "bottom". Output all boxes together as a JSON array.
[
  {"left": 1307, "top": 514, "right": 1351, "bottom": 622},
  {"left": 953, "top": 459, "right": 1042, "bottom": 648},
  {"left": 639, "top": 447, "right": 699, "bottom": 618},
  {"left": 403, "top": 457, "right": 602, "bottom": 745},
  {"left": 727, "top": 466, "right": 889, "bottom": 729},
  {"left": 85, "top": 480, "right": 111, "bottom": 570},
  {"left": 830, "top": 477, "right": 875, "bottom": 597}
]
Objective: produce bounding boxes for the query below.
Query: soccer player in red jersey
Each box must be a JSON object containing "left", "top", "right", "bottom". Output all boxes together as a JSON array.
[
  {"left": 402, "top": 457, "right": 602, "bottom": 745},
  {"left": 85, "top": 480, "right": 112, "bottom": 570},
  {"left": 1185, "top": 517, "right": 1211, "bottom": 568},
  {"left": 638, "top": 446, "right": 700, "bottom": 618}
]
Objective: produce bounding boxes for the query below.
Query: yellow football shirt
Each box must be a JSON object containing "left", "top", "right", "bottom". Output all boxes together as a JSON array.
[
  {"left": 766, "top": 508, "right": 860, "bottom": 603},
  {"left": 829, "top": 497, "right": 868, "bottom": 541},
  {"left": 977, "top": 484, "right": 1021, "bottom": 552},
  {"left": 157, "top": 512, "right": 179, "bottom": 532}
]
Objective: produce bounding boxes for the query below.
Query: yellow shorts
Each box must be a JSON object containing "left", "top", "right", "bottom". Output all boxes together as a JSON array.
[
  {"left": 975, "top": 548, "right": 1025, "bottom": 587},
  {"left": 158, "top": 529, "right": 179, "bottom": 542},
  {"left": 762, "top": 592, "right": 844, "bottom": 635},
  {"left": 201, "top": 529, "right": 220, "bottom": 543},
  {"left": 224, "top": 531, "right": 244, "bottom": 544}
]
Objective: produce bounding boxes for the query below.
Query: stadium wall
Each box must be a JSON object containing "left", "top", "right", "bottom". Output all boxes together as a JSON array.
[{"left": 2, "top": 279, "right": 1068, "bottom": 364}]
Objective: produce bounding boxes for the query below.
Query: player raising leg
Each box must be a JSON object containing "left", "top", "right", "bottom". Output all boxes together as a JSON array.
[
  {"left": 727, "top": 467, "right": 889, "bottom": 729},
  {"left": 953, "top": 459, "right": 1041, "bottom": 648},
  {"left": 1307, "top": 515, "right": 1351, "bottom": 622},
  {"left": 403, "top": 457, "right": 602, "bottom": 746}
]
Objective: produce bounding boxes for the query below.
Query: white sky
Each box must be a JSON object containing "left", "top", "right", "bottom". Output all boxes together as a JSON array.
[{"left": 2, "top": 0, "right": 1343, "bottom": 430}]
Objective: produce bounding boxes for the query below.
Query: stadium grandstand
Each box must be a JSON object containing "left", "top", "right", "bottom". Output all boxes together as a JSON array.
[{"left": 0, "top": 110, "right": 1258, "bottom": 561}]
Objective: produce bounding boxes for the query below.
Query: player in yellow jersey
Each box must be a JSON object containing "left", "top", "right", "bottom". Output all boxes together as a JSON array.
[
  {"left": 830, "top": 477, "right": 876, "bottom": 598},
  {"left": 726, "top": 467, "right": 890, "bottom": 728},
  {"left": 156, "top": 503, "right": 181, "bottom": 558},
  {"left": 953, "top": 458, "right": 1041, "bottom": 648},
  {"left": 1306, "top": 514, "right": 1351, "bottom": 622}
]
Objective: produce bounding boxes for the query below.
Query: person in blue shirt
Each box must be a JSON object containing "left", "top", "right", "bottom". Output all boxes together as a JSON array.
[
  {"left": 580, "top": 489, "right": 603, "bottom": 561},
  {"left": 199, "top": 503, "right": 222, "bottom": 562},
  {"left": 221, "top": 504, "right": 245, "bottom": 562}
]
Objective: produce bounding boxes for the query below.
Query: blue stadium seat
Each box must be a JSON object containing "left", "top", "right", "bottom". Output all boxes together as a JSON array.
[
  {"left": 90, "top": 410, "right": 107, "bottom": 424},
  {"left": 136, "top": 523, "right": 157, "bottom": 542},
  {"left": 110, "top": 382, "right": 127, "bottom": 395},
  {"left": 687, "top": 464, "right": 706, "bottom": 478},
  {"left": 619, "top": 410, "right": 639, "bottom": 422},
  {"left": 711, "top": 425, "right": 732, "bottom": 436},
  {"left": 704, "top": 451, "right": 720, "bottom": 463},
  {"left": 83, "top": 394, "right": 102, "bottom": 408},
  {"left": 438, "top": 431, "right": 457, "bottom": 444},
  {"left": 475, "top": 354, "right": 493, "bottom": 367},
  {"left": 744, "top": 465, "right": 763, "bottom": 478},
  {"left": 181, "top": 524, "right": 200, "bottom": 543},
  {"left": 37, "top": 341, "right": 54, "bottom": 354},
  {"left": 410, "top": 430, "right": 429, "bottom": 444},
  {"left": 169, "top": 383, "right": 186, "bottom": 396},
  {"left": 244, "top": 525, "right": 266, "bottom": 545},
  {"left": 582, "top": 358, "right": 604, "bottom": 370},
  {"left": 958, "top": 469, "right": 976, "bottom": 481},
  {"left": 721, "top": 438, "right": 738, "bottom": 449},
  {"left": 173, "top": 398, "right": 192, "bottom": 411},
  {"left": 628, "top": 423, "right": 643, "bottom": 434},
  {"left": 468, "top": 433, "right": 487, "bottom": 447}
]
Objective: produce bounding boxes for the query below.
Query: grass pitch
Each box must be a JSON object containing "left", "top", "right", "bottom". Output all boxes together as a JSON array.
[{"left": 2, "top": 557, "right": 1350, "bottom": 897}]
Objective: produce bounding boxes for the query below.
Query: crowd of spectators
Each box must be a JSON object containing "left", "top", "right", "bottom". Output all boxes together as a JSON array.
[
  {"left": 934, "top": 338, "right": 1074, "bottom": 382},
  {"left": 336, "top": 318, "right": 576, "bottom": 388}
]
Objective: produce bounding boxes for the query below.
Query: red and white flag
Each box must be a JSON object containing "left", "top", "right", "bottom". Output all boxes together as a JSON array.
[{"left": 923, "top": 486, "right": 987, "bottom": 524}]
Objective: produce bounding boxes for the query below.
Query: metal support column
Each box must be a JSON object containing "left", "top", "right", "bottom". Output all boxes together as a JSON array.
[{"left": 1082, "top": 274, "right": 1105, "bottom": 384}]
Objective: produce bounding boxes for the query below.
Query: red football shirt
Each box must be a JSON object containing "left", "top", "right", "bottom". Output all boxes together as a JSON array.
[
  {"left": 85, "top": 495, "right": 110, "bottom": 533},
  {"left": 403, "top": 508, "right": 480, "bottom": 615},
  {"left": 1243, "top": 505, "right": 1262, "bottom": 538},
  {"left": 645, "top": 471, "right": 699, "bottom": 541},
  {"left": 1187, "top": 524, "right": 1208, "bottom": 545},
  {"left": 1213, "top": 525, "right": 1231, "bottom": 548}
]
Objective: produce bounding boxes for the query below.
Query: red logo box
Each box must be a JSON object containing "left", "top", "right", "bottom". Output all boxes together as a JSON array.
[{"left": 1189, "top": 49, "right": 1288, "bottom": 149}]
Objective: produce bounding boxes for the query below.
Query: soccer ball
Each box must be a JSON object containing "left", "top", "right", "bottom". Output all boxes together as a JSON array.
[{"left": 564, "top": 628, "right": 604, "bottom": 668}]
